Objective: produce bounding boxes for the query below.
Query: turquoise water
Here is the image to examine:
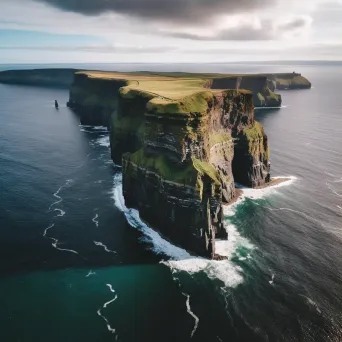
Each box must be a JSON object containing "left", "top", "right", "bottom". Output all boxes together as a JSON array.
[{"left": 0, "top": 63, "right": 341, "bottom": 341}]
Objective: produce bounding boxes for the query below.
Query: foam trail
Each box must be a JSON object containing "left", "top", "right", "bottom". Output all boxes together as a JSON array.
[
  {"left": 94, "top": 241, "right": 117, "bottom": 255},
  {"left": 86, "top": 271, "right": 96, "bottom": 278},
  {"left": 92, "top": 214, "right": 99, "bottom": 228},
  {"left": 106, "top": 284, "right": 115, "bottom": 293},
  {"left": 112, "top": 173, "right": 245, "bottom": 288},
  {"left": 50, "top": 237, "right": 79, "bottom": 255},
  {"left": 97, "top": 310, "right": 116, "bottom": 334},
  {"left": 337, "top": 205, "right": 342, "bottom": 211},
  {"left": 183, "top": 293, "right": 199, "bottom": 338},
  {"left": 49, "top": 179, "right": 72, "bottom": 210},
  {"left": 97, "top": 284, "right": 118, "bottom": 335},
  {"left": 43, "top": 223, "right": 55, "bottom": 237},
  {"left": 103, "top": 290, "right": 118, "bottom": 309},
  {"left": 54, "top": 209, "right": 66, "bottom": 217}
]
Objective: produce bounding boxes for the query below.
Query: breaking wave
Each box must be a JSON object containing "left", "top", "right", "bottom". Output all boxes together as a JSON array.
[{"left": 111, "top": 173, "right": 296, "bottom": 288}]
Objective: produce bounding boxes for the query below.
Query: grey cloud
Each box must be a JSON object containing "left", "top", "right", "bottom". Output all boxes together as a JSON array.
[
  {"left": 33, "top": 0, "right": 275, "bottom": 24},
  {"left": 278, "top": 18, "right": 308, "bottom": 31},
  {"left": 170, "top": 22, "right": 274, "bottom": 41},
  {"left": 169, "top": 17, "right": 309, "bottom": 41}
]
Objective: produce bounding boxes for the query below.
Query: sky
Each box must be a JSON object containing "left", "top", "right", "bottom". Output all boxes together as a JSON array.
[{"left": 0, "top": 0, "right": 341, "bottom": 63}]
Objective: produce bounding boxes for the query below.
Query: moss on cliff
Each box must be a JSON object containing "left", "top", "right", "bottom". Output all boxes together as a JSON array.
[{"left": 241, "top": 121, "right": 270, "bottom": 160}]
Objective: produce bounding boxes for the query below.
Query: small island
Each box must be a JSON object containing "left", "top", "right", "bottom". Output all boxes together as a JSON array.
[{"left": 0, "top": 69, "right": 311, "bottom": 259}]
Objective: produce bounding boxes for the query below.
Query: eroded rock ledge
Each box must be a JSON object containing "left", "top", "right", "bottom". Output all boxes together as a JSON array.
[{"left": 68, "top": 71, "right": 271, "bottom": 258}]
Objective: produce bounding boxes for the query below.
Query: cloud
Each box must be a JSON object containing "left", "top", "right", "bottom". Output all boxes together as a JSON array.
[
  {"left": 0, "top": 44, "right": 177, "bottom": 54},
  {"left": 278, "top": 18, "right": 308, "bottom": 31},
  {"left": 34, "top": 0, "right": 275, "bottom": 24},
  {"left": 167, "top": 17, "right": 310, "bottom": 41}
]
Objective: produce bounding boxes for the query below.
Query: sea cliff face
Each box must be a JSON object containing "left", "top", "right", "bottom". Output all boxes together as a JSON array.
[
  {"left": 262, "top": 72, "right": 312, "bottom": 90},
  {"left": 208, "top": 75, "right": 282, "bottom": 107},
  {"left": 0, "top": 69, "right": 76, "bottom": 89},
  {"left": 67, "top": 73, "right": 126, "bottom": 126},
  {"left": 67, "top": 72, "right": 271, "bottom": 258}
]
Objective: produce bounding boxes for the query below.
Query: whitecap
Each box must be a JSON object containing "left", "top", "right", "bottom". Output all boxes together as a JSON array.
[{"left": 86, "top": 271, "right": 96, "bottom": 278}]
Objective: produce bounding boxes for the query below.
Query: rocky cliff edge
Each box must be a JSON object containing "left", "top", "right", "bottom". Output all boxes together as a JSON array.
[{"left": 68, "top": 71, "right": 271, "bottom": 258}]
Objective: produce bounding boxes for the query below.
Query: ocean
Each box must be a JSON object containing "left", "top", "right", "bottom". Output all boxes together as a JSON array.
[{"left": 0, "top": 62, "right": 341, "bottom": 342}]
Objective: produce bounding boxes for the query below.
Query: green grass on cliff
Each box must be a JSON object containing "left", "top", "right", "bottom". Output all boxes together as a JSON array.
[
  {"left": 126, "top": 148, "right": 220, "bottom": 186},
  {"left": 242, "top": 121, "right": 270, "bottom": 160},
  {"left": 78, "top": 71, "right": 257, "bottom": 117}
]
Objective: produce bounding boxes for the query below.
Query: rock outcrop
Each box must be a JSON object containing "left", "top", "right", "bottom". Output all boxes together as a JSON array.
[
  {"left": 0, "top": 69, "right": 76, "bottom": 89},
  {"left": 67, "top": 71, "right": 270, "bottom": 258},
  {"left": 262, "top": 72, "right": 312, "bottom": 90},
  {"left": 208, "top": 75, "right": 282, "bottom": 107}
]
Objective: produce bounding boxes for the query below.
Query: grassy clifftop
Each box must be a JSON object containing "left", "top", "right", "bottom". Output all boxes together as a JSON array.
[{"left": 75, "top": 71, "right": 255, "bottom": 116}]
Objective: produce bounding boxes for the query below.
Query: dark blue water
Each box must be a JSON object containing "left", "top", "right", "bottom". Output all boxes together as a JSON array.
[{"left": 0, "top": 63, "right": 341, "bottom": 342}]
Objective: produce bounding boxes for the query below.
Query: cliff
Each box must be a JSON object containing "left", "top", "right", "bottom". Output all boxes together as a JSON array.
[
  {"left": 262, "top": 72, "right": 312, "bottom": 90},
  {"left": 67, "top": 71, "right": 282, "bottom": 127},
  {"left": 0, "top": 69, "right": 77, "bottom": 89},
  {"left": 69, "top": 71, "right": 270, "bottom": 258}
]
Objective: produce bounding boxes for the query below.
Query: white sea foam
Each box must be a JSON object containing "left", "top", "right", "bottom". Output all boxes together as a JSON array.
[
  {"left": 112, "top": 173, "right": 245, "bottom": 288},
  {"left": 96, "top": 136, "right": 110, "bottom": 148},
  {"left": 49, "top": 179, "right": 73, "bottom": 210},
  {"left": 80, "top": 125, "right": 107, "bottom": 130},
  {"left": 97, "top": 310, "right": 116, "bottom": 334},
  {"left": 50, "top": 237, "right": 79, "bottom": 255},
  {"left": 43, "top": 223, "right": 55, "bottom": 237},
  {"left": 183, "top": 293, "right": 199, "bottom": 338},
  {"left": 94, "top": 241, "right": 117, "bottom": 255},
  {"left": 92, "top": 214, "right": 99, "bottom": 228},
  {"left": 236, "top": 176, "right": 297, "bottom": 201},
  {"left": 112, "top": 173, "right": 297, "bottom": 288},
  {"left": 255, "top": 105, "right": 287, "bottom": 110},
  {"left": 86, "top": 271, "right": 96, "bottom": 278},
  {"left": 269, "top": 274, "right": 275, "bottom": 285},
  {"left": 54, "top": 209, "right": 66, "bottom": 217},
  {"left": 106, "top": 284, "right": 115, "bottom": 293},
  {"left": 97, "top": 284, "right": 118, "bottom": 336}
]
